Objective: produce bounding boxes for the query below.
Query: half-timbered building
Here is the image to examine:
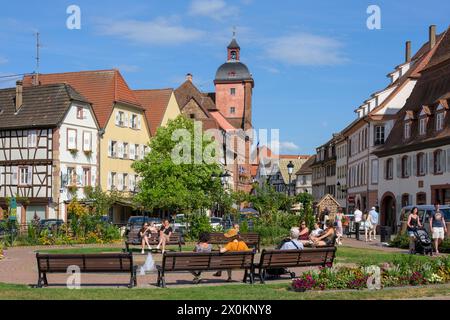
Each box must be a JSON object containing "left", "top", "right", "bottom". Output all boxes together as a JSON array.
[{"left": 0, "top": 82, "right": 98, "bottom": 224}]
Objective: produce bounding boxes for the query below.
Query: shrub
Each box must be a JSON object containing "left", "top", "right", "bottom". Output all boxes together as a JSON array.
[{"left": 185, "top": 212, "right": 212, "bottom": 242}]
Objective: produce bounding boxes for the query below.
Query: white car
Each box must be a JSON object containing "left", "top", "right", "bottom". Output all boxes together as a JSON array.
[{"left": 210, "top": 217, "right": 222, "bottom": 229}]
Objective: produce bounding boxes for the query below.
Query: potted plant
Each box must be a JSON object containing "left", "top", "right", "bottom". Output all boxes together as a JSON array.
[{"left": 69, "top": 149, "right": 78, "bottom": 157}]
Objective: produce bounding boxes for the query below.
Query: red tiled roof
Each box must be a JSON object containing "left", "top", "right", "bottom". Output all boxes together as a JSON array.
[
  {"left": 209, "top": 111, "right": 236, "bottom": 131},
  {"left": 23, "top": 70, "right": 142, "bottom": 128},
  {"left": 134, "top": 89, "right": 173, "bottom": 136}
]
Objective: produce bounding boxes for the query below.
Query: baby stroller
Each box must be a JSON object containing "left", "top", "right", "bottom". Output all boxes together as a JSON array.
[{"left": 412, "top": 228, "right": 433, "bottom": 256}]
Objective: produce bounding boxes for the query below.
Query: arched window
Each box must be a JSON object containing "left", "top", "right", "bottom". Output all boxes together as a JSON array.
[
  {"left": 434, "top": 149, "right": 444, "bottom": 174},
  {"left": 230, "top": 51, "right": 237, "bottom": 60},
  {"left": 417, "top": 153, "right": 426, "bottom": 176},
  {"left": 385, "top": 158, "right": 394, "bottom": 180},
  {"left": 402, "top": 194, "right": 410, "bottom": 207},
  {"left": 402, "top": 156, "right": 410, "bottom": 178}
]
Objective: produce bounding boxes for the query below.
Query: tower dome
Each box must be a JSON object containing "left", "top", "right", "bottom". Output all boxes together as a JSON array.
[{"left": 214, "top": 37, "right": 253, "bottom": 83}]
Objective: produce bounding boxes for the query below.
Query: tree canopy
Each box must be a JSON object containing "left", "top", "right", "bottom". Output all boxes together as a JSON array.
[{"left": 132, "top": 116, "right": 224, "bottom": 213}]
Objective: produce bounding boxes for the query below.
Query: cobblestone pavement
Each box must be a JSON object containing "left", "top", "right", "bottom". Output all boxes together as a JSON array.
[{"left": 0, "top": 236, "right": 414, "bottom": 289}]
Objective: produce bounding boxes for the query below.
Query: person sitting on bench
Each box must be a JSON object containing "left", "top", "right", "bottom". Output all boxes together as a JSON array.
[
  {"left": 191, "top": 233, "right": 213, "bottom": 284},
  {"left": 214, "top": 228, "right": 250, "bottom": 282},
  {"left": 140, "top": 222, "right": 156, "bottom": 254},
  {"left": 310, "top": 220, "right": 336, "bottom": 247}
]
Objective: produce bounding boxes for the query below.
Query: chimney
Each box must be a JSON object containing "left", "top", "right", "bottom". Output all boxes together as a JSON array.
[
  {"left": 186, "top": 73, "right": 193, "bottom": 82},
  {"left": 15, "top": 80, "right": 23, "bottom": 112},
  {"left": 405, "top": 41, "right": 412, "bottom": 62},
  {"left": 429, "top": 25, "right": 436, "bottom": 49}
]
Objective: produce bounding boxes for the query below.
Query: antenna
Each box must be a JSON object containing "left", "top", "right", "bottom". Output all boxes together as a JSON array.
[{"left": 35, "top": 32, "right": 40, "bottom": 85}]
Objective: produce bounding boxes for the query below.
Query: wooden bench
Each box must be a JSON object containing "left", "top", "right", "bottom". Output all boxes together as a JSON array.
[
  {"left": 124, "top": 229, "right": 185, "bottom": 252},
  {"left": 156, "top": 251, "right": 255, "bottom": 288},
  {"left": 253, "top": 247, "right": 337, "bottom": 284},
  {"left": 35, "top": 252, "right": 137, "bottom": 288},
  {"left": 208, "top": 232, "right": 261, "bottom": 252}
]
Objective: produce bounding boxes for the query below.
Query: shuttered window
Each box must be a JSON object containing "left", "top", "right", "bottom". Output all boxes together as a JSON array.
[{"left": 67, "top": 129, "right": 77, "bottom": 150}]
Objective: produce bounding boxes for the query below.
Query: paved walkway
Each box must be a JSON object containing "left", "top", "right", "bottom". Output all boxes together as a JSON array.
[{"left": 0, "top": 237, "right": 410, "bottom": 289}]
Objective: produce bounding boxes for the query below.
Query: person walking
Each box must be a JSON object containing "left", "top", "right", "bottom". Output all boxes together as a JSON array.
[
  {"left": 368, "top": 207, "right": 379, "bottom": 241},
  {"left": 335, "top": 209, "right": 344, "bottom": 245},
  {"left": 354, "top": 207, "right": 363, "bottom": 241},
  {"left": 407, "top": 207, "right": 422, "bottom": 254},
  {"left": 430, "top": 210, "right": 447, "bottom": 255}
]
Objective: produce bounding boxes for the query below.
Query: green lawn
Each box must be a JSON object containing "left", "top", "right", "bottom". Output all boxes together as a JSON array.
[{"left": 0, "top": 282, "right": 448, "bottom": 300}]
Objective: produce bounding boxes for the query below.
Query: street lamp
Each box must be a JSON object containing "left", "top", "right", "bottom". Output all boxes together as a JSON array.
[
  {"left": 220, "top": 171, "right": 231, "bottom": 187},
  {"left": 287, "top": 161, "right": 294, "bottom": 197}
]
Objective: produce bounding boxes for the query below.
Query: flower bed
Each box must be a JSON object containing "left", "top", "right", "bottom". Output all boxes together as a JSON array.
[{"left": 292, "top": 255, "right": 450, "bottom": 292}]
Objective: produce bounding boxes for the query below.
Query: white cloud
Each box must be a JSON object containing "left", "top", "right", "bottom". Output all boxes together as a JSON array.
[
  {"left": 189, "top": 0, "right": 239, "bottom": 20},
  {"left": 280, "top": 141, "right": 300, "bottom": 151},
  {"left": 266, "top": 33, "right": 347, "bottom": 66},
  {"left": 269, "top": 140, "right": 300, "bottom": 153},
  {"left": 96, "top": 17, "right": 205, "bottom": 45}
]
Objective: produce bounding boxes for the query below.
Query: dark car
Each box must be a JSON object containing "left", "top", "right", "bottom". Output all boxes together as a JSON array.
[
  {"left": 39, "top": 219, "right": 64, "bottom": 229},
  {"left": 126, "top": 216, "right": 152, "bottom": 232}
]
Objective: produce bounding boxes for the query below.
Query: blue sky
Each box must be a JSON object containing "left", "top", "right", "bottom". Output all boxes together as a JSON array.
[{"left": 0, "top": 0, "right": 449, "bottom": 154}]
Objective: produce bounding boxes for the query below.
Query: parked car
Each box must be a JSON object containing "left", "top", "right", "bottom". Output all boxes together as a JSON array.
[
  {"left": 126, "top": 216, "right": 151, "bottom": 233},
  {"left": 173, "top": 214, "right": 188, "bottom": 233},
  {"left": 400, "top": 205, "right": 450, "bottom": 236},
  {"left": 210, "top": 217, "right": 222, "bottom": 229},
  {"left": 39, "top": 219, "right": 64, "bottom": 230}
]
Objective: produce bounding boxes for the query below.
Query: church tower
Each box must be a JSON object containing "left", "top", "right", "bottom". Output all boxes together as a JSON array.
[{"left": 214, "top": 35, "right": 254, "bottom": 130}]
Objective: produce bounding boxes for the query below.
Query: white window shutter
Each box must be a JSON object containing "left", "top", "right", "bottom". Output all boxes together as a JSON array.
[
  {"left": 118, "top": 173, "right": 123, "bottom": 191},
  {"left": 396, "top": 156, "right": 401, "bottom": 178},
  {"left": 447, "top": 148, "right": 450, "bottom": 172},
  {"left": 440, "top": 150, "right": 446, "bottom": 172},
  {"left": 108, "top": 140, "right": 112, "bottom": 157},
  {"left": 130, "top": 144, "right": 135, "bottom": 159},
  {"left": 27, "top": 166, "right": 32, "bottom": 185},
  {"left": 129, "top": 175, "right": 135, "bottom": 191},
  {"left": 118, "top": 142, "right": 123, "bottom": 159},
  {"left": 429, "top": 152, "right": 434, "bottom": 175},
  {"left": 407, "top": 156, "right": 412, "bottom": 177},
  {"left": 83, "top": 132, "right": 91, "bottom": 152},
  {"left": 137, "top": 116, "right": 141, "bottom": 130},
  {"left": 0, "top": 166, "right": 3, "bottom": 186},
  {"left": 135, "top": 145, "right": 140, "bottom": 160},
  {"left": 140, "top": 144, "right": 145, "bottom": 159},
  {"left": 124, "top": 113, "right": 128, "bottom": 128},
  {"left": 412, "top": 154, "right": 417, "bottom": 176},
  {"left": 12, "top": 167, "right": 18, "bottom": 185},
  {"left": 107, "top": 172, "right": 112, "bottom": 191},
  {"left": 91, "top": 167, "right": 96, "bottom": 186},
  {"left": 115, "top": 111, "right": 120, "bottom": 126}
]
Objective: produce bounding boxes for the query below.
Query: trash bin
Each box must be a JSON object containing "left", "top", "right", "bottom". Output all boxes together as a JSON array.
[{"left": 379, "top": 226, "right": 392, "bottom": 242}]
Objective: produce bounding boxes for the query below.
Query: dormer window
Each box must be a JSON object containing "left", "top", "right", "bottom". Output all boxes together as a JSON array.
[
  {"left": 419, "top": 106, "right": 430, "bottom": 136},
  {"left": 404, "top": 122, "right": 411, "bottom": 140},
  {"left": 436, "top": 104, "right": 445, "bottom": 131},
  {"left": 419, "top": 118, "right": 427, "bottom": 135}
]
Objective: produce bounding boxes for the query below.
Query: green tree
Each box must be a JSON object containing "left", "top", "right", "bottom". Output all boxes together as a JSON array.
[
  {"left": 84, "top": 186, "right": 122, "bottom": 216},
  {"left": 132, "top": 115, "right": 225, "bottom": 213}
]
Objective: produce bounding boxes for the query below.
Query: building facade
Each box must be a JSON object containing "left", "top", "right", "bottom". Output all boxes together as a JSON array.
[
  {"left": 375, "top": 26, "right": 450, "bottom": 231},
  {"left": 0, "top": 82, "right": 99, "bottom": 223}
]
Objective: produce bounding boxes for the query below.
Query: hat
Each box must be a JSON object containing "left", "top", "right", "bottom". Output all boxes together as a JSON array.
[
  {"left": 224, "top": 228, "right": 239, "bottom": 238},
  {"left": 371, "top": 207, "right": 376, "bottom": 210}
]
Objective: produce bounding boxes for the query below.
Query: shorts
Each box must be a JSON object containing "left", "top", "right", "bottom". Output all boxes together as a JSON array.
[
  {"left": 432, "top": 227, "right": 445, "bottom": 240},
  {"left": 364, "top": 221, "right": 373, "bottom": 230}
]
